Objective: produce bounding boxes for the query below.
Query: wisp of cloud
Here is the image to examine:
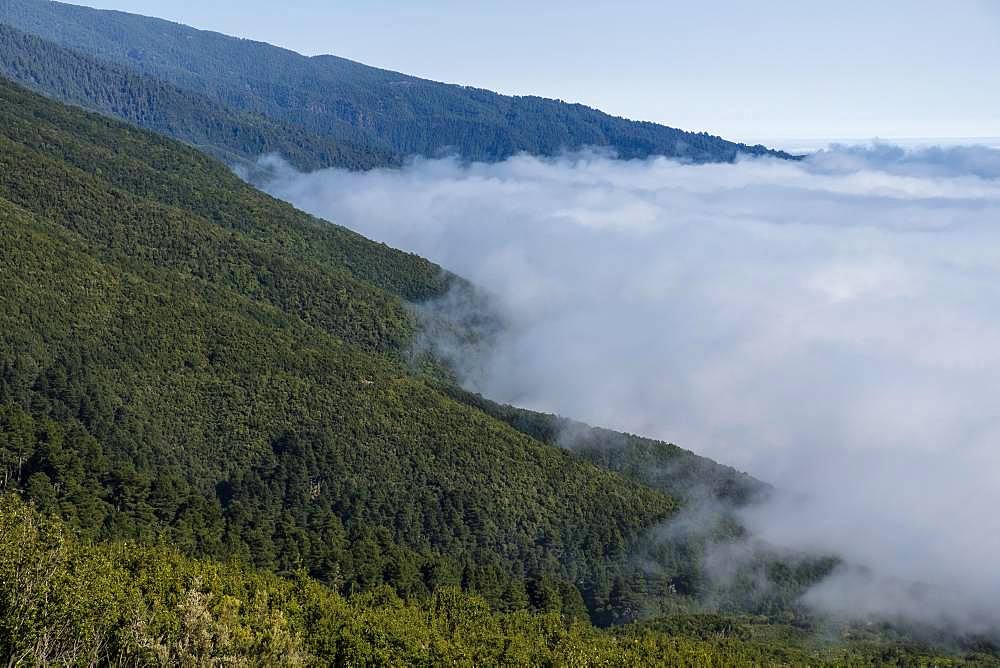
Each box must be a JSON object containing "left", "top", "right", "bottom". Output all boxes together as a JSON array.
[{"left": 250, "top": 143, "right": 1000, "bottom": 632}]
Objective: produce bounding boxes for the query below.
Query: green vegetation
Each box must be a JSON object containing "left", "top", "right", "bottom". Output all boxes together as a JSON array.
[
  {"left": 0, "top": 0, "right": 796, "bottom": 167},
  {"left": 0, "top": 78, "right": 685, "bottom": 622},
  {"left": 443, "top": 386, "right": 767, "bottom": 506},
  {"left": 0, "top": 24, "right": 395, "bottom": 171},
  {"left": 3, "top": 495, "right": 994, "bottom": 666},
  {"left": 441, "top": 388, "right": 843, "bottom": 622}
]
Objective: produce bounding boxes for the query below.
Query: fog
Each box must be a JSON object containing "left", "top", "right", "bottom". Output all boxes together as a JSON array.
[{"left": 250, "top": 144, "right": 1000, "bottom": 631}]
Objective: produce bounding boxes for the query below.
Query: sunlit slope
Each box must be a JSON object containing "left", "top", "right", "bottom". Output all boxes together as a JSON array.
[
  {"left": 0, "top": 79, "right": 691, "bottom": 620},
  {"left": 6, "top": 495, "right": 988, "bottom": 666}
]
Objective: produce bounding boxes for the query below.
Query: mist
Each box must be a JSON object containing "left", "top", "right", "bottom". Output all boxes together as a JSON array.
[{"left": 249, "top": 144, "right": 1000, "bottom": 632}]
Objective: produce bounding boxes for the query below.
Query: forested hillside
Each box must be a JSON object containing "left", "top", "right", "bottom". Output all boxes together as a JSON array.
[
  {"left": 0, "top": 77, "right": 807, "bottom": 628},
  {"left": 0, "top": 24, "right": 394, "bottom": 170},
  {"left": 6, "top": 496, "right": 992, "bottom": 667},
  {"left": 0, "top": 0, "right": 795, "bottom": 166},
  {"left": 444, "top": 386, "right": 768, "bottom": 507}
]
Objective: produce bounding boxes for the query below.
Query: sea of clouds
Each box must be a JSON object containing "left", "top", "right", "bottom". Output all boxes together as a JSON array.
[{"left": 250, "top": 142, "right": 1000, "bottom": 632}]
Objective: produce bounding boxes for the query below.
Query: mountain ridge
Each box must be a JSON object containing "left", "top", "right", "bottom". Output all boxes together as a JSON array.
[{"left": 0, "top": 0, "right": 797, "bottom": 167}]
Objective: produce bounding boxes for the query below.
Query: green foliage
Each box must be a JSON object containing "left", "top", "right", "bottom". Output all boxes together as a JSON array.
[
  {"left": 0, "top": 0, "right": 797, "bottom": 167},
  {"left": 443, "top": 386, "right": 767, "bottom": 505},
  {"left": 0, "top": 24, "right": 394, "bottom": 170},
  {"left": 439, "top": 389, "right": 843, "bottom": 623},
  {"left": 2, "top": 496, "right": 989, "bottom": 666},
  {"left": 0, "top": 76, "right": 452, "bottom": 306},
  {"left": 0, "top": 79, "right": 682, "bottom": 621}
]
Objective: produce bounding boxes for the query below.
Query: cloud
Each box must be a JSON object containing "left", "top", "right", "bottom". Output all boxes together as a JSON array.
[{"left": 250, "top": 144, "right": 1000, "bottom": 631}]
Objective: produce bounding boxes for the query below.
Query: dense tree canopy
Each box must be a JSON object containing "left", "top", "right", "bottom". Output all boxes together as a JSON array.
[
  {"left": 0, "top": 24, "right": 394, "bottom": 171},
  {"left": 2, "top": 496, "right": 993, "bottom": 666}
]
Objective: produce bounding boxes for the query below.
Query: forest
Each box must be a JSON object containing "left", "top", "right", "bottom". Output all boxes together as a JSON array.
[
  {"left": 6, "top": 495, "right": 988, "bottom": 666},
  {"left": 0, "top": 78, "right": 682, "bottom": 619},
  {"left": 0, "top": 24, "right": 394, "bottom": 171}
]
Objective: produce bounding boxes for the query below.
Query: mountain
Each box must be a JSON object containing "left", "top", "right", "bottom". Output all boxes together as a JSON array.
[
  {"left": 0, "top": 23, "right": 393, "bottom": 170},
  {"left": 0, "top": 0, "right": 796, "bottom": 167},
  {"left": 0, "top": 76, "right": 783, "bottom": 626}
]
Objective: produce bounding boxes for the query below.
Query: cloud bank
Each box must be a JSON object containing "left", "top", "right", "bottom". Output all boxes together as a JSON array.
[{"left": 251, "top": 143, "right": 1000, "bottom": 632}]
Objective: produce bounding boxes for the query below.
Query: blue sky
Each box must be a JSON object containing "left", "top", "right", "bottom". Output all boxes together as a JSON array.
[{"left": 71, "top": 0, "right": 1000, "bottom": 144}]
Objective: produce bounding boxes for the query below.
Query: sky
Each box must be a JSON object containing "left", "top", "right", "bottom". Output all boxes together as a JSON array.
[{"left": 68, "top": 0, "right": 1000, "bottom": 144}]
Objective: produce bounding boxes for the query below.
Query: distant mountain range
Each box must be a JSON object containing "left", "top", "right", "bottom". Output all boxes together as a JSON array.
[
  {"left": 0, "top": 23, "right": 393, "bottom": 169},
  {"left": 0, "top": 0, "right": 795, "bottom": 169}
]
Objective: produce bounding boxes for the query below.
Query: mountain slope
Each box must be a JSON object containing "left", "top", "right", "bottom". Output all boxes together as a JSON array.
[
  {"left": 0, "top": 77, "right": 697, "bottom": 622},
  {"left": 443, "top": 386, "right": 768, "bottom": 507},
  {"left": 0, "top": 23, "right": 394, "bottom": 170},
  {"left": 0, "top": 0, "right": 795, "bottom": 165}
]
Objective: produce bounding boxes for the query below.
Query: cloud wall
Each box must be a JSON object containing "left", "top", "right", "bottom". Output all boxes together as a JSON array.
[{"left": 251, "top": 144, "right": 1000, "bottom": 630}]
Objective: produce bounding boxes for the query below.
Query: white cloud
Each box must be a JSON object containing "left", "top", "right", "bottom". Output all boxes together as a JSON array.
[{"left": 252, "top": 143, "right": 1000, "bottom": 630}]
